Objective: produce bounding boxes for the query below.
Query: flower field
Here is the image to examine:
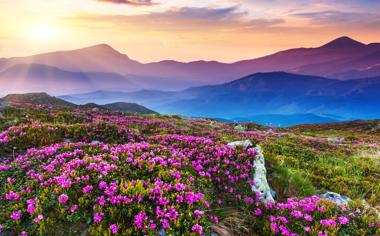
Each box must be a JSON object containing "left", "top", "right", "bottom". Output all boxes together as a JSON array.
[{"left": 0, "top": 107, "right": 379, "bottom": 235}]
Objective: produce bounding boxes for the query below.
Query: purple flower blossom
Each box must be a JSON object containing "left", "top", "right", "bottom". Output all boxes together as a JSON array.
[
  {"left": 110, "top": 224, "right": 118, "bottom": 234},
  {"left": 10, "top": 210, "right": 22, "bottom": 220},
  {"left": 58, "top": 194, "right": 68, "bottom": 204}
]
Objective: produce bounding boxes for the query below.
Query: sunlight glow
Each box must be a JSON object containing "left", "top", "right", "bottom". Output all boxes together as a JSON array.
[{"left": 28, "top": 24, "right": 59, "bottom": 42}]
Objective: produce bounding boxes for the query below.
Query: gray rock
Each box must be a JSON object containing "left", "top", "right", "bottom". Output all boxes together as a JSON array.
[
  {"left": 228, "top": 141, "right": 275, "bottom": 203},
  {"left": 251, "top": 145, "right": 275, "bottom": 203},
  {"left": 319, "top": 192, "right": 351, "bottom": 205},
  {"left": 227, "top": 140, "right": 252, "bottom": 148},
  {"left": 234, "top": 124, "right": 247, "bottom": 131},
  {"left": 327, "top": 137, "right": 344, "bottom": 143}
]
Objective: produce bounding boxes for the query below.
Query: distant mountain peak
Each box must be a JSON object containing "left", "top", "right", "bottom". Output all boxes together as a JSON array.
[{"left": 320, "top": 36, "right": 365, "bottom": 49}]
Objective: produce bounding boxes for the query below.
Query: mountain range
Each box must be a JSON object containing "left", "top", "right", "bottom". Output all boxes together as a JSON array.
[
  {"left": 61, "top": 72, "right": 380, "bottom": 124},
  {"left": 1, "top": 36, "right": 380, "bottom": 95},
  {"left": 1, "top": 36, "right": 380, "bottom": 125}
]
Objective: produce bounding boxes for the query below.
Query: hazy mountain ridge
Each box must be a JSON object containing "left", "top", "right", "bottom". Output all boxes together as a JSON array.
[
  {"left": 1, "top": 36, "right": 380, "bottom": 93},
  {"left": 61, "top": 72, "right": 380, "bottom": 124}
]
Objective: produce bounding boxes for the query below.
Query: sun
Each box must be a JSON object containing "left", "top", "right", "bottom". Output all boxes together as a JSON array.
[{"left": 28, "top": 24, "right": 59, "bottom": 42}]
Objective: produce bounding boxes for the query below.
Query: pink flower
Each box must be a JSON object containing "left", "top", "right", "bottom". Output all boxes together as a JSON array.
[
  {"left": 290, "top": 210, "right": 303, "bottom": 218},
  {"left": 5, "top": 191, "right": 20, "bottom": 201},
  {"left": 10, "top": 210, "right": 22, "bottom": 220},
  {"left": 99, "top": 181, "right": 107, "bottom": 189},
  {"left": 338, "top": 216, "right": 349, "bottom": 225},
  {"left": 255, "top": 208, "right": 262, "bottom": 216},
  {"left": 304, "top": 226, "right": 311, "bottom": 232},
  {"left": 82, "top": 185, "right": 93, "bottom": 194},
  {"left": 191, "top": 224, "right": 203, "bottom": 235},
  {"left": 94, "top": 212, "right": 104, "bottom": 223},
  {"left": 27, "top": 204, "right": 35, "bottom": 214},
  {"left": 304, "top": 214, "right": 313, "bottom": 222},
  {"left": 33, "top": 214, "right": 44, "bottom": 223},
  {"left": 58, "top": 194, "right": 68, "bottom": 204},
  {"left": 318, "top": 232, "right": 327, "bottom": 236},
  {"left": 110, "top": 224, "right": 118, "bottom": 234},
  {"left": 70, "top": 204, "right": 78, "bottom": 213}
]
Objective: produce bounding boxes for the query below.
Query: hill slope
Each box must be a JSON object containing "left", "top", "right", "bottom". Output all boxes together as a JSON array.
[
  {"left": 3, "top": 92, "right": 77, "bottom": 109},
  {"left": 103, "top": 102, "right": 157, "bottom": 115}
]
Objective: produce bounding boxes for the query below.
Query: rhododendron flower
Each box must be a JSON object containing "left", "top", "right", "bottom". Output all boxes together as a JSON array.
[
  {"left": 27, "top": 204, "right": 35, "bottom": 214},
  {"left": 110, "top": 224, "right": 118, "bottom": 234},
  {"left": 134, "top": 212, "right": 147, "bottom": 229},
  {"left": 94, "top": 212, "right": 104, "bottom": 223},
  {"left": 82, "top": 185, "right": 93, "bottom": 193},
  {"left": 5, "top": 191, "right": 20, "bottom": 201},
  {"left": 191, "top": 224, "right": 203, "bottom": 235},
  {"left": 69, "top": 204, "right": 78, "bottom": 213},
  {"left": 10, "top": 210, "right": 22, "bottom": 220},
  {"left": 338, "top": 216, "right": 349, "bottom": 225},
  {"left": 255, "top": 208, "right": 262, "bottom": 216},
  {"left": 33, "top": 214, "right": 44, "bottom": 223},
  {"left": 58, "top": 194, "right": 68, "bottom": 204}
]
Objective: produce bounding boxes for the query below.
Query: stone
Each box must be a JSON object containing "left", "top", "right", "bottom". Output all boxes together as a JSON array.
[
  {"left": 251, "top": 145, "right": 275, "bottom": 203},
  {"left": 234, "top": 124, "right": 247, "bottom": 131},
  {"left": 327, "top": 137, "right": 344, "bottom": 143},
  {"left": 227, "top": 140, "right": 253, "bottom": 148},
  {"left": 319, "top": 192, "right": 351, "bottom": 205},
  {"left": 227, "top": 141, "right": 275, "bottom": 203},
  {"left": 210, "top": 225, "right": 234, "bottom": 236}
]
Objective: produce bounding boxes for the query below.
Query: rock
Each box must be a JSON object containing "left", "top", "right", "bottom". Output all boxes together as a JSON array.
[
  {"left": 227, "top": 140, "right": 253, "bottom": 148},
  {"left": 228, "top": 141, "right": 275, "bottom": 203},
  {"left": 210, "top": 225, "right": 234, "bottom": 236},
  {"left": 327, "top": 137, "right": 344, "bottom": 143},
  {"left": 319, "top": 192, "right": 351, "bottom": 205},
  {"left": 158, "top": 229, "right": 167, "bottom": 236},
  {"left": 234, "top": 124, "right": 247, "bottom": 131},
  {"left": 251, "top": 145, "right": 275, "bottom": 203}
]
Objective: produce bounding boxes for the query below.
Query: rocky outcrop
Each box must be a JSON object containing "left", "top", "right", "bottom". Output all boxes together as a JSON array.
[
  {"left": 227, "top": 140, "right": 253, "bottom": 148},
  {"left": 228, "top": 140, "right": 275, "bottom": 203},
  {"left": 251, "top": 145, "right": 275, "bottom": 203},
  {"left": 319, "top": 192, "right": 351, "bottom": 205}
]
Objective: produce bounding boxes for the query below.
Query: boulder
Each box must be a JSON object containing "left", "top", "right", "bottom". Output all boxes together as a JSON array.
[
  {"left": 227, "top": 141, "right": 275, "bottom": 203},
  {"left": 251, "top": 145, "right": 275, "bottom": 203},
  {"left": 327, "top": 137, "right": 344, "bottom": 143},
  {"left": 227, "top": 140, "right": 253, "bottom": 148},
  {"left": 234, "top": 124, "right": 247, "bottom": 131},
  {"left": 319, "top": 192, "right": 351, "bottom": 205}
]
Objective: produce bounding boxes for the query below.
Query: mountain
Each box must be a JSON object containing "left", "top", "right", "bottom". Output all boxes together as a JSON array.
[
  {"left": 0, "top": 64, "right": 138, "bottom": 95},
  {"left": 1, "top": 36, "right": 380, "bottom": 91},
  {"left": 3, "top": 92, "right": 77, "bottom": 109},
  {"left": 61, "top": 72, "right": 380, "bottom": 122},
  {"left": 103, "top": 102, "right": 157, "bottom": 115},
  {"left": 0, "top": 44, "right": 141, "bottom": 74}
]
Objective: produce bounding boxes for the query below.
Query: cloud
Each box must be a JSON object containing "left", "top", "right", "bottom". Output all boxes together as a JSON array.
[
  {"left": 70, "top": 6, "right": 285, "bottom": 31},
  {"left": 97, "top": 0, "right": 155, "bottom": 6},
  {"left": 292, "top": 10, "right": 380, "bottom": 26}
]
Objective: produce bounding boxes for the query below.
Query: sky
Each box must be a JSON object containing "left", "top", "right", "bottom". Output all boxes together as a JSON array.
[{"left": 0, "top": 0, "right": 379, "bottom": 62}]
